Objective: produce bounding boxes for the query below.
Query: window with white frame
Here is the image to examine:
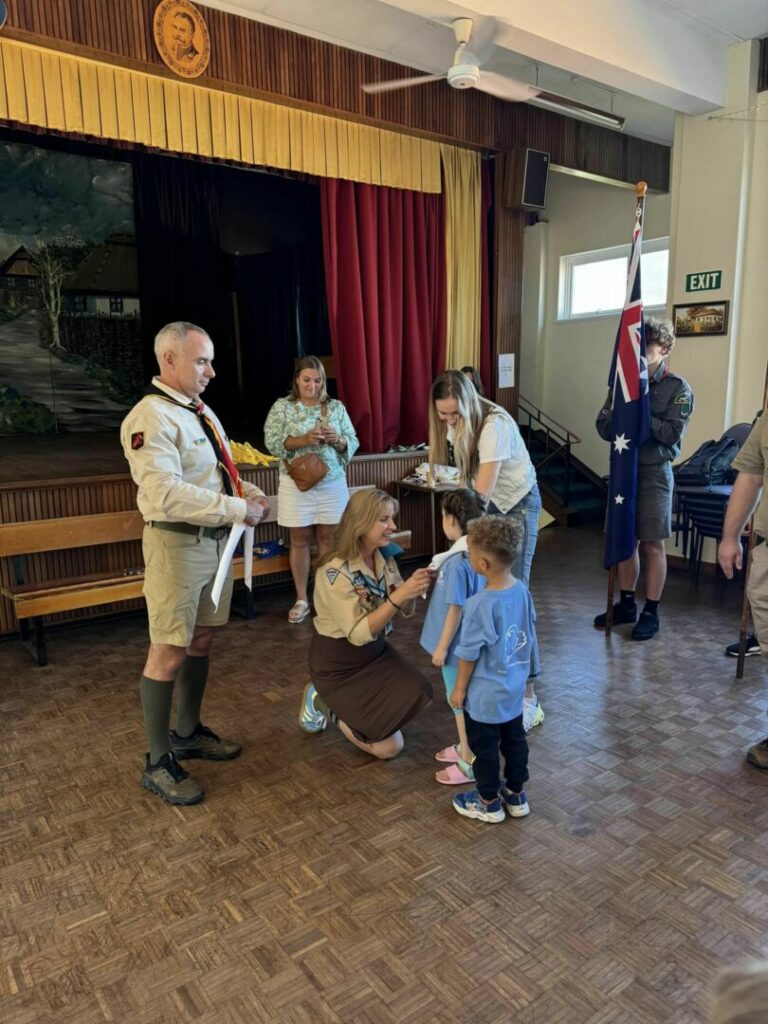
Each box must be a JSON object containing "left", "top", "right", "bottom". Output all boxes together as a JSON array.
[{"left": 558, "top": 237, "right": 669, "bottom": 321}]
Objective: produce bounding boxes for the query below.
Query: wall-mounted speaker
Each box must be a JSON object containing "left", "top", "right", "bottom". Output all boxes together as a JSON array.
[{"left": 501, "top": 148, "right": 550, "bottom": 211}]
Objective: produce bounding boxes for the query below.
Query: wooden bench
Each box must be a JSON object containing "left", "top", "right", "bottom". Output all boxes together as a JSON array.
[{"left": 0, "top": 496, "right": 411, "bottom": 665}]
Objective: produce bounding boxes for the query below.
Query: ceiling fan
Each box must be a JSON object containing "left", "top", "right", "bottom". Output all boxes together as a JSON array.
[{"left": 361, "top": 17, "right": 542, "bottom": 104}]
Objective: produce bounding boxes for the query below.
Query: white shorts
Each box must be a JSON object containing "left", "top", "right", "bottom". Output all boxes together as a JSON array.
[{"left": 277, "top": 472, "right": 350, "bottom": 528}]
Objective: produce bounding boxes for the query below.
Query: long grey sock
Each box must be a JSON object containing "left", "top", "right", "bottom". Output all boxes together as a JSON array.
[
  {"left": 140, "top": 675, "right": 174, "bottom": 764},
  {"left": 175, "top": 655, "right": 209, "bottom": 738}
]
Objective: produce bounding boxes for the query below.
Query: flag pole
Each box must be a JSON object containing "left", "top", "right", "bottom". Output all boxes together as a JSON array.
[
  {"left": 605, "top": 565, "right": 616, "bottom": 636},
  {"left": 604, "top": 180, "right": 647, "bottom": 639},
  {"left": 736, "top": 359, "right": 768, "bottom": 677}
]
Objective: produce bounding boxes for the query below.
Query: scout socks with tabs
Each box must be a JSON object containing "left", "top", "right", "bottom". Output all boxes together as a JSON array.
[
  {"left": 140, "top": 675, "right": 175, "bottom": 764},
  {"left": 174, "top": 655, "right": 209, "bottom": 739}
]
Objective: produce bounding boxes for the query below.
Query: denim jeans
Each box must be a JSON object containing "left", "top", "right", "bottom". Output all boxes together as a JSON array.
[
  {"left": 465, "top": 710, "right": 529, "bottom": 801},
  {"left": 490, "top": 482, "right": 541, "bottom": 587}
]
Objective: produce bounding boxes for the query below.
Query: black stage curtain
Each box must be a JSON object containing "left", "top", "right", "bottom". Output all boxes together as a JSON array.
[
  {"left": 231, "top": 244, "right": 331, "bottom": 430},
  {"left": 132, "top": 155, "right": 236, "bottom": 414}
]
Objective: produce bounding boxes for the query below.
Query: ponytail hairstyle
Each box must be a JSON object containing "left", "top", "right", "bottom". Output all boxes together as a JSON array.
[
  {"left": 429, "top": 370, "right": 498, "bottom": 485},
  {"left": 441, "top": 488, "right": 487, "bottom": 534}
]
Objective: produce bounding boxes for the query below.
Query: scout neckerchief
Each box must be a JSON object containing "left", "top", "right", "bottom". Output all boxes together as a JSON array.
[
  {"left": 146, "top": 383, "right": 244, "bottom": 498},
  {"left": 331, "top": 557, "right": 394, "bottom": 636}
]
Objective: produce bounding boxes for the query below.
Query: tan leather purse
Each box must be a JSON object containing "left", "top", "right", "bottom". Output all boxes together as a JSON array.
[{"left": 286, "top": 452, "right": 328, "bottom": 491}]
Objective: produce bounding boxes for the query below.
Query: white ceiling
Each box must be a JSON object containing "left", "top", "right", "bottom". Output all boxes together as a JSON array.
[{"left": 202, "top": 0, "right": 768, "bottom": 144}]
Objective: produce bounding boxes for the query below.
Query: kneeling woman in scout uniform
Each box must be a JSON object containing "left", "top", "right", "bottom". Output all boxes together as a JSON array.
[{"left": 298, "top": 489, "right": 433, "bottom": 758}]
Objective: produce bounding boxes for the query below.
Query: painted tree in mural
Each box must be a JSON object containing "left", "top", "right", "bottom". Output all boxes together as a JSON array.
[{"left": 29, "top": 242, "right": 70, "bottom": 350}]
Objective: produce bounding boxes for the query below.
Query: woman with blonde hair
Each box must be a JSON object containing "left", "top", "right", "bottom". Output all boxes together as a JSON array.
[
  {"left": 429, "top": 370, "right": 543, "bottom": 731},
  {"left": 265, "top": 356, "right": 358, "bottom": 623},
  {"left": 299, "top": 489, "right": 433, "bottom": 759}
]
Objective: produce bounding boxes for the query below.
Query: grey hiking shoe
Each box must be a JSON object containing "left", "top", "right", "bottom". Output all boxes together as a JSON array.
[
  {"left": 170, "top": 723, "right": 241, "bottom": 761},
  {"left": 142, "top": 752, "right": 204, "bottom": 805}
]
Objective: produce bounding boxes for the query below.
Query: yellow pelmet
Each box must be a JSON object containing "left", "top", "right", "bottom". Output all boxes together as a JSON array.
[{"left": 0, "top": 36, "right": 444, "bottom": 193}]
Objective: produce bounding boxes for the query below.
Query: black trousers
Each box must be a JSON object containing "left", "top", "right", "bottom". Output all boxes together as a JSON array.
[{"left": 465, "top": 709, "right": 529, "bottom": 801}]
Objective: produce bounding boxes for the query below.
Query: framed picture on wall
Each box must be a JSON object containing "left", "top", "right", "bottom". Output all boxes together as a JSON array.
[{"left": 672, "top": 300, "right": 729, "bottom": 336}]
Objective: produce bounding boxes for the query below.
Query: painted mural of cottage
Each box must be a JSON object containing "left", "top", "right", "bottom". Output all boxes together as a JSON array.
[
  {"left": 63, "top": 233, "right": 140, "bottom": 317},
  {"left": 0, "top": 245, "right": 40, "bottom": 309}
]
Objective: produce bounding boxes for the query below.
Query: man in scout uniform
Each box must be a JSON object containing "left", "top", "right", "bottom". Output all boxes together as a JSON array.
[
  {"left": 718, "top": 410, "right": 768, "bottom": 769},
  {"left": 594, "top": 317, "right": 694, "bottom": 640},
  {"left": 121, "top": 321, "right": 269, "bottom": 805}
]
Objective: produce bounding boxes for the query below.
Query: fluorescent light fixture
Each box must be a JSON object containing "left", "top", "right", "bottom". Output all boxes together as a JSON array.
[{"left": 528, "top": 91, "right": 625, "bottom": 131}]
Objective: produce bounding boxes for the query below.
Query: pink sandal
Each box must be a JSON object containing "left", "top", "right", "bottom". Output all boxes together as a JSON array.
[
  {"left": 435, "top": 760, "right": 475, "bottom": 786},
  {"left": 434, "top": 744, "right": 462, "bottom": 764}
]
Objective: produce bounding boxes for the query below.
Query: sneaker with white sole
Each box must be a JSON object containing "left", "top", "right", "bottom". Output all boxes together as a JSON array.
[
  {"left": 746, "top": 738, "right": 768, "bottom": 770},
  {"left": 725, "top": 634, "right": 762, "bottom": 657},
  {"left": 500, "top": 788, "right": 530, "bottom": 818},
  {"left": 299, "top": 682, "right": 328, "bottom": 734},
  {"left": 452, "top": 789, "right": 505, "bottom": 823},
  {"left": 523, "top": 697, "right": 544, "bottom": 732}
]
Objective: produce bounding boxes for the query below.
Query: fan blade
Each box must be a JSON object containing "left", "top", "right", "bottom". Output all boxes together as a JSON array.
[
  {"left": 468, "top": 16, "right": 499, "bottom": 66},
  {"left": 362, "top": 74, "right": 445, "bottom": 94},
  {"left": 477, "top": 71, "right": 540, "bottom": 103}
]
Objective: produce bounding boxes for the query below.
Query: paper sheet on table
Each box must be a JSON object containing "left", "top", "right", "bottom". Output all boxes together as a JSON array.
[{"left": 211, "top": 524, "right": 253, "bottom": 610}]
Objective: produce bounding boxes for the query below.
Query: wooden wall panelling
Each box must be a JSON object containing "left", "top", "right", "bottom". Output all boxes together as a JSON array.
[
  {"left": 492, "top": 153, "right": 527, "bottom": 419},
  {"left": 0, "top": 454, "right": 431, "bottom": 637},
  {"left": 3, "top": 0, "right": 671, "bottom": 189}
]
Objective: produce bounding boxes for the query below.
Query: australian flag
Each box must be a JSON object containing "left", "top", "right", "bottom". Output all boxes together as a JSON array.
[{"left": 604, "top": 194, "right": 652, "bottom": 569}]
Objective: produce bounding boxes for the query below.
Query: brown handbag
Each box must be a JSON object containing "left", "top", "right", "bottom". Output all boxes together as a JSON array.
[{"left": 286, "top": 452, "right": 328, "bottom": 491}]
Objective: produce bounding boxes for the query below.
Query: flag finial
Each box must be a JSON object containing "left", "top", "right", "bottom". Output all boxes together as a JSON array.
[{"left": 636, "top": 181, "right": 648, "bottom": 198}]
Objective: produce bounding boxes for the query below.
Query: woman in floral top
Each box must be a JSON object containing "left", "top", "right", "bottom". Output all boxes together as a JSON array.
[{"left": 264, "top": 356, "right": 359, "bottom": 623}]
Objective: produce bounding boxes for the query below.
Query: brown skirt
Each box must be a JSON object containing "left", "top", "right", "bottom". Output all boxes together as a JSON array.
[{"left": 309, "top": 633, "right": 432, "bottom": 744}]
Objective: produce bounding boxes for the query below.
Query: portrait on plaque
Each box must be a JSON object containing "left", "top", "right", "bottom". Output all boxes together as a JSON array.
[{"left": 153, "top": 0, "right": 211, "bottom": 79}]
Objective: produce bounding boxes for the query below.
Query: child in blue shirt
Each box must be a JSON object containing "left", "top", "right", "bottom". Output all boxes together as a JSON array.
[
  {"left": 419, "top": 489, "right": 486, "bottom": 785},
  {"left": 450, "top": 515, "right": 539, "bottom": 824}
]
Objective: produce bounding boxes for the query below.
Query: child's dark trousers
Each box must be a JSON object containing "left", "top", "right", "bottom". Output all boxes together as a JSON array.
[{"left": 464, "top": 710, "right": 529, "bottom": 801}]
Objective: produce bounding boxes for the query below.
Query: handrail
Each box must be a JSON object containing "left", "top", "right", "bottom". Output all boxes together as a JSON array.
[
  {"left": 517, "top": 394, "right": 582, "bottom": 508},
  {"left": 518, "top": 396, "right": 582, "bottom": 446}
]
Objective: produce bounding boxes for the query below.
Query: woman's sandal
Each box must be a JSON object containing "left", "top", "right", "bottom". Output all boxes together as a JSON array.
[
  {"left": 434, "top": 744, "right": 462, "bottom": 764},
  {"left": 288, "top": 599, "right": 311, "bottom": 624},
  {"left": 435, "top": 758, "right": 475, "bottom": 786}
]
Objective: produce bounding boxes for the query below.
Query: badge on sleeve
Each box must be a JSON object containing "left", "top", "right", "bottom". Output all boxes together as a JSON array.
[
  {"left": 674, "top": 392, "right": 693, "bottom": 419},
  {"left": 131, "top": 431, "right": 145, "bottom": 450},
  {"left": 325, "top": 568, "right": 340, "bottom": 586}
]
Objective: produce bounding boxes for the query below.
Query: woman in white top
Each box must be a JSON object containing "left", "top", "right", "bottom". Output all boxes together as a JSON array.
[
  {"left": 264, "top": 356, "right": 359, "bottom": 623},
  {"left": 428, "top": 370, "right": 544, "bottom": 731}
]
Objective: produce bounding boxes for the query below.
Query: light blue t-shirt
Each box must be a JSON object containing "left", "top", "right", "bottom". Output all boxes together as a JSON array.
[
  {"left": 419, "top": 551, "right": 484, "bottom": 664},
  {"left": 454, "top": 582, "right": 539, "bottom": 724}
]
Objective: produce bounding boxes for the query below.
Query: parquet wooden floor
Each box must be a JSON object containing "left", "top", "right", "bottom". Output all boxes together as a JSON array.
[{"left": 2, "top": 524, "right": 767, "bottom": 1024}]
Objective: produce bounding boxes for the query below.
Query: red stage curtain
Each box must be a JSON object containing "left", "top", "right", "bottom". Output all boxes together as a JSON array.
[{"left": 320, "top": 179, "right": 446, "bottom": 452}]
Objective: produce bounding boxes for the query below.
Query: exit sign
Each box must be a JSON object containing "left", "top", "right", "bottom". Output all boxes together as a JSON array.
[{"left": 686, "top": 270, "right": 722, "bottom": 292}]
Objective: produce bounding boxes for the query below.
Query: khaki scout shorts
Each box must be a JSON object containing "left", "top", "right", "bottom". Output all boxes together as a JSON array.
[
  {"left": 636, "top": 462, "right": 674, "bottom": 542},
  {"left": 142, "top": 527, "right": 233, "bottom": 647},
  {"left": 748, "top": 541, "right": 768, "bottom": 658}
]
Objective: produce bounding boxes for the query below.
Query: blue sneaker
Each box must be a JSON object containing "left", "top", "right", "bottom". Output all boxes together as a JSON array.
[
  {"left": 452, "top": 789, "right": 505, "bottom": 823},
  {"left": 299, "top": 683, "right": 327, "bottom": 734},
  {"left": 500, "top": 789, "right": 530, "bottom": 818}
]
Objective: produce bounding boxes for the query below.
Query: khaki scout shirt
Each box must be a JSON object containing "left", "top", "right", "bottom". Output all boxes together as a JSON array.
[
  {"left": 313, "top": 551, "right": 413, "bottom": 647},
  {"left": 120, "top": 379, "right": 264, "bottom": 527},
  {"left": 731, "top": 412, "right": 767, "bottom": 537}
]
